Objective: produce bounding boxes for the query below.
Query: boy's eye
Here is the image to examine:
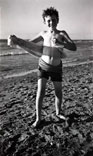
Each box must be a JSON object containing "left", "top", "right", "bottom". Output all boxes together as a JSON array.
[
  {"left": 47, "top": 19, "right": 55, "bottom": 23},
  {"left": 48, "top": 20, "right": 50, "bottom": 23}
]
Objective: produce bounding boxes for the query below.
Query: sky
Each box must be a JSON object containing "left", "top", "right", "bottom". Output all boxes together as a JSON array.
[{"left": 0, "top": 0, "right": 93, "bottom": 39}]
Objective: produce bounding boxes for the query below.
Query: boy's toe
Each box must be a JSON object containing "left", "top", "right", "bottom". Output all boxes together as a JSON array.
[
  {"left": 32, "top": 120, "right": 41, "bottom": 128},
  {"left": 56, "top": 114, "right": 66, "bottom": 121}
]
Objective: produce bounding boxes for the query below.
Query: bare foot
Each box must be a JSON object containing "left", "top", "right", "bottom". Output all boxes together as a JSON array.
[
  {"left": 56, "top": 114, "right": 66, "bottom": 121},
  {"left": 32, "top": 120, "right": 41, "bottom": 128}
]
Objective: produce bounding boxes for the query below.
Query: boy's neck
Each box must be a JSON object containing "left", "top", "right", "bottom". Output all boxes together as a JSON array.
[{"left": 48, "top": 28, "right": 57, "bottom": 33}]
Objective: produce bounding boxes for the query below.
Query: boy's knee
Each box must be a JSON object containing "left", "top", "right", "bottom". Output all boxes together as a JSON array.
[
  {"left": 55, "top": 90, "right": 62, "bottom": 98},
  {"left": 37, "top": 88, "right": 45, "bottom": 97}
]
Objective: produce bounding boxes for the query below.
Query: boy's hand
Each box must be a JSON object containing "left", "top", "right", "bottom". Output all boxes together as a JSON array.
[
  {"left": 54, "top": 39, "right": 64, "bottom": 49},
  {"left": 10, "top": 35, "right": 18, "bottom": 44},
  {"left": 7, "top": 35, "right": 18, "bottom": 47}
]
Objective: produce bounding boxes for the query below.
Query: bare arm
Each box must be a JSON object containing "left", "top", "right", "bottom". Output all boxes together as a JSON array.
[
  {"left": 61, "top": 31, "right": 77, "bottom": 51},
  {"left": 28, "top": 32, "right": 44, "bottom": 43},
  {"left": 9, "top": 35, "right": 43, "bottom": 57}
]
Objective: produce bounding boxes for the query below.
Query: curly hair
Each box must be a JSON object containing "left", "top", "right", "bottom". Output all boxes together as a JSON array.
[{"left": 42, "top": 7, "right": 59, "bottom": 23}]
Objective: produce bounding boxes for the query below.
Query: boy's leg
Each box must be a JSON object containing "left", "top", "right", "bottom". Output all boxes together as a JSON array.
[
  {"left": 32, "top": 78, "right": 47, "bottom": 127},
  {"left": 53, "top": 81, "right": 66, "bottom": 120}
]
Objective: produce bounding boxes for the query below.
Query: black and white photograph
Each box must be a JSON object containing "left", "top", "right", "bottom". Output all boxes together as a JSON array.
[{"left": 0, "top": 0, "right": 93, "bottom": 155}]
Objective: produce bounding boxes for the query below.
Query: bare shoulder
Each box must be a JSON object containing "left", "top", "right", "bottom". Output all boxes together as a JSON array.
[
  {"left": 40, "top": 30, "right": 47, "bottom": 37},
  {"left": 57, "top": 30, "right": 67, "bottom": 41},
  {"left": 59, "top": 30, "right": 71, "bottom": 41},
  {"left": 59, "top": 30, "right": 68, "bottom": 36}
]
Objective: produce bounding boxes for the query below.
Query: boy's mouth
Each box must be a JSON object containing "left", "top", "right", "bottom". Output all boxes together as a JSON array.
[{"left": 49, "top": 24, "right": 56, "bottom": 28}]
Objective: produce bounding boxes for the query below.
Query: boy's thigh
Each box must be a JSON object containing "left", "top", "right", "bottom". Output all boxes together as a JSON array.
[
  {"left": 50, "top": 72, "right": 62, "bottom": 82},
  {"left": 37, "top": 78, "right": 47, "bottom": 91},
  {"left": 38, "top": 67, "right": 49, "bottom": 80},
  {"left": 53, "top": 81, "right": 62, "bottom": 90},
  {"left": 53, "top": 81, "right": 62, "bottom": 96}
]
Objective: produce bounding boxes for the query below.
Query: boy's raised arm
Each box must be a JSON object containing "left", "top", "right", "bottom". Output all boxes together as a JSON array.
[
  {"left": 61, "top": 31, "right": 77, "bottom": 51},
  {"left": 28, "top": 32, "right": 44, "bottom": 43},
  {"left": 8, "top": 35, "right": 43, "bottom": 57}
]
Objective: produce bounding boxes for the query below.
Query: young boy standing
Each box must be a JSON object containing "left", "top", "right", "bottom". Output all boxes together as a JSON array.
[{"left": 9, "top": 7, "right": 76, "bottom": 127}]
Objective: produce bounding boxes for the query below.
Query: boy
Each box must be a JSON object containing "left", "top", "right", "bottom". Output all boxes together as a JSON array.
[{"left": 9, "top": 7, "right": 76, "bottom": 127}]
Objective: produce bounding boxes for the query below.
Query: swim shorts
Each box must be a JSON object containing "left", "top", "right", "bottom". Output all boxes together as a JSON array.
[{"left": 38, "top": 66, "right": 62, "bottom": 82}]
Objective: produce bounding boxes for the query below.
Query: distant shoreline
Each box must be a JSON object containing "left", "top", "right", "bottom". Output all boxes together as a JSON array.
[{"left": 0, "top": 39, "right": 93, "bottom": 57}]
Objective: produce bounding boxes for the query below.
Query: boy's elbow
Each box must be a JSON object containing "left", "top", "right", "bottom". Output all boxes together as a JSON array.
[
  {"left": 71, "top": 43, "right": 77, "bottom": 51},
  {"left": 64, "top": 43, "right": 77, "bottom": 51},
  {"left": 73, "top": 45, "right": 77, "bottom": 51}
]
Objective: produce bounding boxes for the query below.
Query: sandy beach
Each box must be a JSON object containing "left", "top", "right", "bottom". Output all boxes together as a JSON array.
[
  {"left": 0, "top": 61, "right": 93, "bottom": 156},
  {"left": 1, "top": 0, "right": 93, "bottom": 154}
]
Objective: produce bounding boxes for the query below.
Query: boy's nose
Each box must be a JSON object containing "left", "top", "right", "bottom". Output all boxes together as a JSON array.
[
  {"left": 50, "top": 20, "right": 54, "bottom": 25},
  {"left": 50, "top": 20, "right": 53, "bottom": 24}
]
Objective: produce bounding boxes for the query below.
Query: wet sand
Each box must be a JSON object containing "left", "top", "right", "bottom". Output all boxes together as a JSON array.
[{"left": 0, "top": 62, "right": 93, "bottom": 156}]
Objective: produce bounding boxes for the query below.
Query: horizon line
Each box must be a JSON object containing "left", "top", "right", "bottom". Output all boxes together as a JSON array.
[{"left": 0, "top": 38, "right": 93, "bottom": 41}]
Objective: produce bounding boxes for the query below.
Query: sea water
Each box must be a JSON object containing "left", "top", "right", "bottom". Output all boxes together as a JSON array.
[{"left": 0, "top": 39, "right": 93, "bottom": 78}]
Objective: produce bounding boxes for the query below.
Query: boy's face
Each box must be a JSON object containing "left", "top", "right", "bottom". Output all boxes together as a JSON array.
[{"left": 44, "top": 15, "right": 58, "bottom": 30}]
